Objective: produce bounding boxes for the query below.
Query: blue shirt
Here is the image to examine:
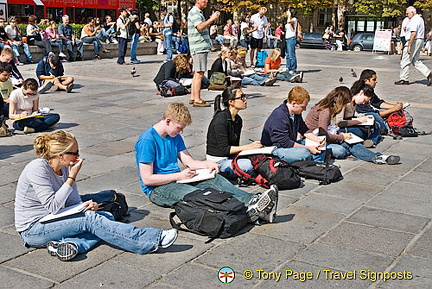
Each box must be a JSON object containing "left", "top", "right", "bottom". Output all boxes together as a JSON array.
[
  {"left": 135, "top": 127, "right": 186, "bottom": 195},
  {"left": 163, "top": 13, "right": 174, "bottom": 36}
]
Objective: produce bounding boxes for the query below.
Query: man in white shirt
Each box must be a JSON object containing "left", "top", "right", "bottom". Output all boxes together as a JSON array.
[
  {"left": 249, "top": 7, "right": 268, "bottom": 67},
  {"left": 395, "top": 6, "right": 432, "bottom": 86}
]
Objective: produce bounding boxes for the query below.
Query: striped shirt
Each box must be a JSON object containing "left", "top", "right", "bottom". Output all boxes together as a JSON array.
[{"left": 187, "top": 6, "right": 211, "bottom": 54}]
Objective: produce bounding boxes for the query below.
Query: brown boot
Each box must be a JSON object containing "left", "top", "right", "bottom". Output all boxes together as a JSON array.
[{"left": 427, "top": 72, "right": 432, "bottom": 86}]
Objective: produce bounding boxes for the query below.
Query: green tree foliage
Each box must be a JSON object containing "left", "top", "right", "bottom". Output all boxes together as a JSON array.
[{"left": 354, "top": 0, "right": 432, "bottom": 17}]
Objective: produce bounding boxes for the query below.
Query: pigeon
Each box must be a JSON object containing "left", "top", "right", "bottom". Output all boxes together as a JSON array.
[
  {"left": 339, "top": 77, "right": 343, "bottom": 83},
  {"left": 131, "top": 67, "right": 136, "bottom": 77},
  {"left": 351, "top": 69, "right": 357, "bottom": 78}
]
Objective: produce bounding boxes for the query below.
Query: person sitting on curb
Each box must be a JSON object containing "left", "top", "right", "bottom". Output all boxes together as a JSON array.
[
  {"left": 261, "top": 86, "right": 325, "bottom": 163},
  {"left": 355, "top": 69, "right": 406, "bottom": 135},
  {"left": 135, "top": 102, "right": 278, "bottom": 223},
  {"left": 80, "top": 17, "right": 110, "bottom": 60},
  {"left": 15, "top": 130, "right": 178, "bottom": 261},
  {"left": 58, "top": 15, "right": 84, "bottom": 62},
  {"left": 36, "top": 53, "right": 74, "bottom": 94},
  {"left": 8, "top": 78, "right": 60, "bottom": 134}
]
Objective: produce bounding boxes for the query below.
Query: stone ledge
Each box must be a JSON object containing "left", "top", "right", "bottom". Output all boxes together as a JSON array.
[{"left": 18, "top": 42, "right": 157, "bottom": 62}]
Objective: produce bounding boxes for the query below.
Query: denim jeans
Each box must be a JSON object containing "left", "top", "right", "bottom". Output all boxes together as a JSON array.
[
  {"left": 239, "top": 39, "right": 249, "bottom": 49},
  {"left": 130, "top": 33, "right": 140, "bottom": 61},
  {"left": 218, "top": 158, "right": 254, "bottom": 180},
  {"left": 327, "top": 142, "right": 379, "bottom": 162},
  {"left": 82, "top": 36, "right": 103, "bottom": 56},
  {"left": 19, "top": 210, "right": 162, "bottom": 255},
  {"left": 285, "top": 36, "right": 297, "bottom": 72},
  {"left": 97, "top": 29, "right": 109, "bottom": 42},
  {"left": 163, "top": 33, "right": 173, "bottom": 61},
  {"left": 273, "top": 139, "right": 325, "bottom": 163},
  {"left": 49, "top": 39, "right": 64, "bottom": 54},
  {"left": 241, "top": 74, "right": 268, "bottom": 86},
  {"left": 117, "top": 37, "right": 128, "bottom": 64},
  {"left": 276, "top": 71, "right": 295, "bottom": 82},
  {"left": 172, "top": 36, "right": 182, "bottom": 50},
  {"left": 13, "top": 113, "right": 60, "bottom": 132},
  {"left": 149, "top": 174, "right": 253, "bottom": 207},
  {"left": 62, "top": 39, "right": 83, "bottom": 58},
  {"left": 366, "top": 112, "right": 388, "bottom": 134}
]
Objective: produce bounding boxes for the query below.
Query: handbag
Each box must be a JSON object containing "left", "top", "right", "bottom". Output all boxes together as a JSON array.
[{"left": 208, "top": 72, "right": 227, "bottom": 90}]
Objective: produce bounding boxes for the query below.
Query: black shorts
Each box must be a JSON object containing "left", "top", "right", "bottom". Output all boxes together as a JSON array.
[{"left": 250, "top": 37, "right": 263, "bottom": 49}]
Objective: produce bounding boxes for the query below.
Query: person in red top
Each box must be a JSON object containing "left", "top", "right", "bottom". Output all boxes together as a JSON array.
[
  {"left": 223, "top": 19, "right": 237, "bottom": 47},
  {"left": 263, "top": 48, "right": 302, "bottom": 83}
]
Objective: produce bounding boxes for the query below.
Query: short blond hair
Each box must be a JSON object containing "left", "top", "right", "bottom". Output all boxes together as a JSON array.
[
  {"left": 288, "top": 86, "right": 310, "bottom": 104},
  {"left": 1, "top": 47, "right": 14, "bottom": 58},
  {"left": 34, "top": 130, "right": 76, "bottom": 159},
  {"left": 162, "top": 102, "right": 192, "bottom": 125}
]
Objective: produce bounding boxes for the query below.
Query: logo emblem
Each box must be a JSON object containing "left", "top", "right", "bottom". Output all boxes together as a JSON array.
[{"left": 218, "top": 266, "right": 235, "bottom": 284}]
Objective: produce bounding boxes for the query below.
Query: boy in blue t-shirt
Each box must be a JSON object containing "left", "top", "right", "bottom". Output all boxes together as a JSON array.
[{"left": 135, "top": 102, "right": 278, "bottom": 223}]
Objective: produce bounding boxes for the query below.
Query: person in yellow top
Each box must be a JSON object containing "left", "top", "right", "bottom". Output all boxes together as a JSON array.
[
  {"left": 0, "top": 62, "right": 12, "bottom": 136},
  {"left": 80, "top": 17, "right": 110, "bottom": 59}
]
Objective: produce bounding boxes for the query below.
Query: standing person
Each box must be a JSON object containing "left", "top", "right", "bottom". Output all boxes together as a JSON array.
[
  {"left": 187, "top": 0, "right": 220, "bottom": 107},
  {"left": 249, "top": 7, "right": 268, "bottom": 67},
  {"left": 58, "top": 15, "right": 84, "bottom": 62},
  {"left": 395, "top": 6, "right": 432, "bottom": 86},
  {"left": 80, "top": 17, "right": 109, "bottom": 60},
  {"left": 261, "top": 86, "right": 325, "bottom": 163},
  {"left": 335, "top": 25, "right": 345, "bottom": 51},
  {"left": 116, "top": 8, "right": 131, "bottom": 65},
  {"left": 129, "top": 10, "right": 141, "bottom": 64},
  {"left": 15, "top": 130, "right": 178, "bottom": 261},
  {"left": 239, "top": 15, "right": 252, "bottom": 50},
  {"left": 266, "top": 23, "right": 277, "bottom": 49},
  {"left": 160, "top": 7, "right": 174, "bottom": 62},
  {"left": 400, "top": 16, "right": 410, "bottom": 49},
  {"left": 206, "top": 86, "right": 262, "bottom": 179},
  {"left": 135, "top": 102, "right": 278, "bottom": 222},
  {"left": 275, "top": 22, "right": 286, "bottom": 58},
  {"left": 285, "top": 7, "right": 299, "bottom": 73}
]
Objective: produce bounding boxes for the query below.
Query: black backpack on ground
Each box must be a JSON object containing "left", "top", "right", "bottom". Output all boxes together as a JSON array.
[
  {"left": 159, "top": 79, "right": 189, "bottom": 97},
  {"left": 289, "top": 160, "right": 343, "bottom": 185},
  {"left": 81, "top": 190, "right": 130, "bottom": 221},
  {"left": 170, "top": 188, "right": 250, "bottom": 243},
  {"left": 232, "top": 154, "right": 301, "bottom": 190}
]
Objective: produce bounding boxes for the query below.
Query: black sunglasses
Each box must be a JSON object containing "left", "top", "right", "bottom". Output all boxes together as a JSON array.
[{"left": 64, "top": 150, "right": 79, "bottom": 156}]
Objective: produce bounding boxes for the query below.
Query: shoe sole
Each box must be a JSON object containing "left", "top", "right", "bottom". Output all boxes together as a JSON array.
[
  {"left": 161, "top": 230, "right": 178, "bottom": 249},
  {"left": 386, "top": 155, "right": 400, "bottom": 165},
  {"left": 56, "top": 242, "right": 78, "bottom": 261},
  {"left": 46, "top": 241, "right": 58, "bottom": 257},
  {"left": 363, "top": 140, "right": 374, "bottom": 148},
  {"left": 248, "top": 188, "right": 278, "bottom": 222}
]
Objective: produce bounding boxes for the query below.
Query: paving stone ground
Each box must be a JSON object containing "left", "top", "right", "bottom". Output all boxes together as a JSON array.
[{"left": 1, "top": 48, "right": 431, "bottom": 289}]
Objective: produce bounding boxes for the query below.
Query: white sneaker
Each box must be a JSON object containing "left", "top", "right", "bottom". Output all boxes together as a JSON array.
[
  {"left": 160, "top": 229, "right": 178, "bottom": 248},
  {"left": 373, "top": 154, "right": 400, "bottom": 165},
  {"left": 23, "top": 126, "right": 35, "bottom": 134},
  {"left": 247, "top": 185, "right": 278, "bottom": 222},
  {"left": 111, "top": 39, "right": 118, "bottom": 44},
  {"left": 56, "top": 242, "right": 78, "bottom": 261},
  {"left": 59, "top": 52, "right": 67, "bottom": 58},
  {"left": 105, "top": 39, "right": 110, "bottom": 44},
  {"left": 261, "top": 185, "right": 278, "bottom": 223}
]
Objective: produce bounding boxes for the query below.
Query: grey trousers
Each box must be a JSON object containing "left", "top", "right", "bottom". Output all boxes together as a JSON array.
[{"left": 399, "top": 38, "right": 431, "bottom": 81}]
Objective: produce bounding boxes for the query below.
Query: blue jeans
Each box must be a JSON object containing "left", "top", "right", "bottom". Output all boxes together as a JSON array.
[
  {"left": 276, "top": 71, "right": 296, "bottom": 82},
  {"left": 97, "top": 29, "right": 109, "bottom": 42},
  {"left": 218, "top": 158, "right": 254, "bottom": 180},
  {"left": 164, "top": 33, "right": 173, "bottom": 61},
  {"left": 327, "top": 143, "right": 379, "bottom": 162},
  {"left": 239, "top": 39, "right": 249, "bottom": 49},
  {"left": 273, "top": 139, "right": 325, "bottom": 163},
  {"left": 241, "top": 74, "right": 268, "bottom": 86},
  {"left": 366, "top": 112, "right": 388, "bottom": 134},
  {"left": 172, "top": 36, "right": 182, "bottom": 50},
  {"left": 285, "top": 36, "right": 297, "bottom": 72},
  {"left": 62, "top": 39, "right": 83, "bottom": 58},
  {"left": 49, "top": 39, "right": 64, "bottom": 54},
  {"left": 19, "top": 210, "right": 162, "bottom": 255},
  {"left": 13, "top": 113, "right": 60, "bottom": 132},
  {"left": 82, "top": 36, "right": 103, "bottom": 56},
  {"left": 149, "top": 174, "right": 253, "bottom": 207},
  {"left": 130, "top": 33, "right": 140, "bottom": 61}
]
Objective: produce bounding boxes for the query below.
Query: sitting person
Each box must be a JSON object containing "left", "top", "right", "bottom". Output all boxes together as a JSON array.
[
  {"left": 264, "top": 48, "right": 302, "bottom": 83},
  {"left": 305, "top": 86, "right": 400, "bottom": 165},
  {"left": 26, "top": 15, "right": 53, "bottom": 56},
  {"left": 261, "top": 86, "right": 325, "bottom": 163},
  {"left": 15, "top": 130, "right": 178, "bottom": 261},
  {"left": 44, "top": 21, "right": 67, "bottom": 58},
  {"left": 355, "top": 69, "right": 405, "bottom": 135},
  {"left": 5, "top": 16, "right": 33, "bottom": 64},
  {"left": 148, "top": 22, "right": 164, "bottom": 55},
  {"left": 339, "top": 81, "right": 382, "bottom": 147},
  {"left": 206, "top": 86, "right": 262, "bottom": 179},
  {"left": 135, "top": 102, "right": 278, "bottom": 223},
  {"left": 8, "top": 78, "right": 60, "bottom": 134},
  {"left": 208, "top": 47, "right": 230, "bottom": 79},
  {"left": 36, "top": 54, "right": 74, "bottom": 93},
  {"left": 80, "top": 17, "right": 109, "bottom": 60},
  {"left": 0, "top": 62, "right": 12, "bottom": 118},
  {"left": 58, "top": 15, "right": 84, "bottom": 62},
  {"left": 101, "top": 15, "right": 118, "bottom": 44},
  {"left": 0, "top": 47, "right": 24, "bottom": 86}
]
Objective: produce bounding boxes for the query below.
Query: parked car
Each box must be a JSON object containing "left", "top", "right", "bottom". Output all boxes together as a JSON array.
[
  {"left": 299, "top": 32, "right": 339, "bottom": 50},
  {"left": 349, "top": 33, "right": 375, "bottom": 51}
]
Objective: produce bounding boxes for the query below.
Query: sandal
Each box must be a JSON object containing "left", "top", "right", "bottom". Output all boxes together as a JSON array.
[
  {"left": 188, "top": 99, "right": 194, "bottom": 104},
  {"left": 193, "top": 100, "right": 211, "bottom": 107}
]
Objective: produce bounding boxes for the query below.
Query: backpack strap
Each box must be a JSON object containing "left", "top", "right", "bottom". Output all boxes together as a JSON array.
[
  {"left": 232, "top": 154, "right": 255, "bottom": 186},
  {"left": 169, "top": 211, "right": 221, "bottom": 243}
]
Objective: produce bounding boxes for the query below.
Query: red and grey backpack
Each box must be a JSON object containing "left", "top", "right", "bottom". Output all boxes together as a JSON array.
[
  {"left": 387, "top": 109, "right": 417, "bottom": 137},
  {"left": 232, "top": 154, "right": 301, "bottom": 190}
]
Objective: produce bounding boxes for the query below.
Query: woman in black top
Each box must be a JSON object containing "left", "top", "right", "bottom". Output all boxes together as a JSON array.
[
  {"left": 153, "top": 54, "right": 191, "bottom": 90},
  {"left": 206, "top": 86, "right": 262, "bottom": 179}
]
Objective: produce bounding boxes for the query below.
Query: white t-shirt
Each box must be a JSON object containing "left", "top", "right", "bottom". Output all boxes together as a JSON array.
[
  {"left": 250, "top": 12, "right": 268, "bottom": 39},
  {"left": 5, "top": 25, "right": 17, "bottom": 39},
  {"left": 407, "top": 14, "right": 425, "bottom": 39},
  {"left": 400, "top": 17, "right": 410, "bottom": 38},
  {"left": 285, "top": 18, "right": 298, "bottom": 38},
  {"left": 9, "top": 88, "right": 39, "bottom": 115}
]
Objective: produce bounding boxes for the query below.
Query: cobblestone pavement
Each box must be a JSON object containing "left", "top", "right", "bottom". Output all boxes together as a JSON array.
[{"left": 1, "top": 49, "right": 431, "bottom": 289}]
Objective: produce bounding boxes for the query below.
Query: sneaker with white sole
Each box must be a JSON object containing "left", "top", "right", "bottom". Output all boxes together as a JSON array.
[
  {"left": 23, "top": 126, "right": 35, "bottom": 134},
  {"left": 373, "top": 154, "right": 400, "bottom": 165},
  {"left": 59, "top": 52, "right": 67, "bottom": 58},
  {"left": 247, "top": 185, "right": 278, "bottom": 222},
  {"left": 160, "top": 228, "right": 178, "bottom": 248},
  {"left": 46, "top": 241, "right": 59, "bottom": 256},
  {"left": 260, "top": 185, "right": 278, "bottom": 223},
  {"left": 38, "top": 81, "right": 53, "bottom": 94},
  {"left": 56, "top": 241, "right": 78, "bottom": 261}
]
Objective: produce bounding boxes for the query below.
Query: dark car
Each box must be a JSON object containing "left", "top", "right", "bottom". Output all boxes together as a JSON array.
[
  {"left": 299, "top": 32, "right": 338, "bottom": 50},
  {"left": 349, "top": 33, "right": 375, "bottom": 51}
]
